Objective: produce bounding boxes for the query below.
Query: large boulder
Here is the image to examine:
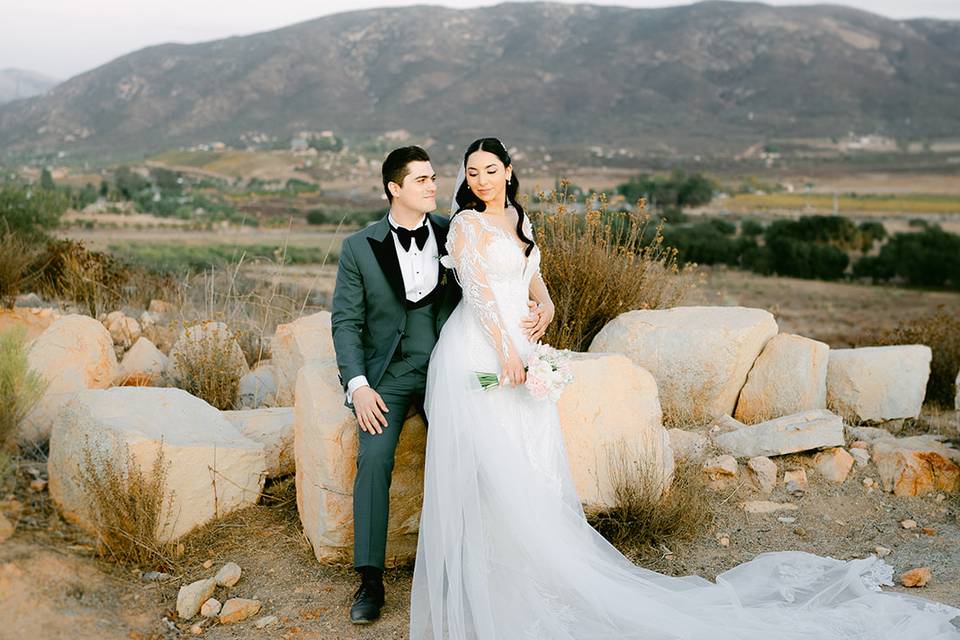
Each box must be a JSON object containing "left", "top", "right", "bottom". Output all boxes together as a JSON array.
[
  {"left": 557, "top": 352, "right": 673, "bottom": 510},
  {"left": 711, "top": 409, "right": 845, "bottom": 458},
  {"left": 826, "top": 346, "right": 931, "bottom": 423},
  {"left": 48, "top": 387, "right": 266, "bottom": 542},
  {"left": 871, "top": 435, "right": 960, "bottom": 496},
  {"left": 0, "top": 307, "right": 60, "bottom": 343},
  {"left": 166, "top": 321, "right": 249, "bottom": 387},
  {"left": 102, "top": 311, "right": 142, "bottom": 349},
  {"left": 272, "top": 311, "right": 335, "bottom": 406},
  {"left": 294, "top": 359, "right": 424, "bottom": 567},
  {"left": 589, "top": 306, "right": 777, "bottom": 425},
  {"left": 116, "top": 337, "right": 168, "bottom": 386},
  {"left": 21, "top": 315, "right": 120, "bottom": 444},
  {"left": 734, "top": 334, "right": 829, "bottom": 424},
  {"left": 223, "top": 407, "right": 294, "bottom": 478},
  {"left": 237, "top": 363, "right": 278, "bottom": 409}
]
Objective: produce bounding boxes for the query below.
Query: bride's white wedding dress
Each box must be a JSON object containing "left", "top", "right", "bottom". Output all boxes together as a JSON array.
[{"left": 410, "top": 209, "right": 959, "bottom": 639}]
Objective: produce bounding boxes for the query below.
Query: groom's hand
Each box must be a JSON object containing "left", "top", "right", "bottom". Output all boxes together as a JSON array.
[
  {"left": 520, "top": 300, "right": 555, "bottom": 343},
  {"left": 353, "top": 386, "right": 390, "bottom": 435}
]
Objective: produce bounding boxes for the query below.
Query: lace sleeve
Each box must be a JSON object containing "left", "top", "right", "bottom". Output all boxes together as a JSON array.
[{"left": 447, "top": 212, "right": 517, "bottom": 363}]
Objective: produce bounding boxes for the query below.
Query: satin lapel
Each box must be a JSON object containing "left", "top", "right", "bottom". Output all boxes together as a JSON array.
[
  {"left": 367, "top": 217, "right": 406, "bottom": 303},
  {"left": 427, "top": 214, "right": 449, "bottom": 257}
]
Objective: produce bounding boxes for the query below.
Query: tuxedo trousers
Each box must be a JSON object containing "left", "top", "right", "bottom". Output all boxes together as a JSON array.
[{"left": 353, "top": 363, "right": 427, "bottom": 569}]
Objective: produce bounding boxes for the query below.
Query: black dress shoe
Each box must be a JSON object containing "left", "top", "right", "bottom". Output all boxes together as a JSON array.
[{"left": 350, "top": 580, "right": 385, "bottom": 624}]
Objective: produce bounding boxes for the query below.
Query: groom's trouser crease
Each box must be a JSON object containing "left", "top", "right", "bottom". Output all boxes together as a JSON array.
[{"left": 353, "top": 366, "right": 426, "bottom": 569}]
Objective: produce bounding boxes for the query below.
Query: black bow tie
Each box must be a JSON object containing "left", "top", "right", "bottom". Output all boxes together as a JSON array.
[{"left": 391, "top": 223, "right": 430, "bottom": 252}]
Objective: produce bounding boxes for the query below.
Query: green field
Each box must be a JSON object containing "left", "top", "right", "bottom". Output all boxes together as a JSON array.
[
  {"left": 108, "top": 242, "right": 338, "bottom": 273},
  {"left": 724, "top": 193, "right": 960, "bottom": 215}
]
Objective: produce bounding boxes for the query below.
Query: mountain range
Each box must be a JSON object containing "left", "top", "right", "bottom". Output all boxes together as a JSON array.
[
  {"left": 0, "top": 68, "right": 59, "bottom": 105},
  {"left": 1, "top": 1, "right": 959, "bottom": 158}
]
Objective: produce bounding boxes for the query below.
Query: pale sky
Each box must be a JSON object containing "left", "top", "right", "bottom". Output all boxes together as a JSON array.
[{"left": 4, "top": 0, "right": 960, "bottom": 80}]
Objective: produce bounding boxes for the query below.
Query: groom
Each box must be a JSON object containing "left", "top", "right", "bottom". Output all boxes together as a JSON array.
[{"left": 331, "top": 146, "right": 461, "bottom": 624}]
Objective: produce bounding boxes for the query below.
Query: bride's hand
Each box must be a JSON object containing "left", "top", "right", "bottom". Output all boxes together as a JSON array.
[
  {"left": 523, "top": 301, "right": 555, "bottom": 343},
  {"left": 500, "top": 352, "right": 526, "bottom": 387}
]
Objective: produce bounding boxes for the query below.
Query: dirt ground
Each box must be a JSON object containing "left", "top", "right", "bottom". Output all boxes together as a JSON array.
[{"left": 3, "top": 417, "right": 959, "bottom": 640}]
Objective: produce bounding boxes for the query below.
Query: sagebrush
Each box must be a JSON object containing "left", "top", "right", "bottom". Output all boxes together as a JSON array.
[
  {"left": 77, "top": 440, "right": 177, "bottom": 568},
  {"left": 0, "top": 326, "right": 47, "bottom": 451},
  {"left": 530, "top": 185, "right": 694, "bottom": 351},
  {"left": 588, "top": 452, "right": 712, "bottom": 554},
  {"left": 171, "top": 322, "right": 246, "bottom": 410},
  {"left": 0, "top": 233, "right": 38, "bottom": 308}
]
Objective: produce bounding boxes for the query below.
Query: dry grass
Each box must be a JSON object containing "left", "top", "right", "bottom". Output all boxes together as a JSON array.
[
  {"left": 866, "top": 305, "right": 960, "bottom": 408},
  {"left": 0, "top": 234, "right": 39, "bottom": 308},
  {"left": 76, "top": 439, "right": 178, "bottom": 570},
  {"left": 530, "top": 185, "right": 695, "bottom": 351},
  {"left": 170, "top": 322, "right": 246, "bottom": 410},
  {"left": 0, "top": 326, "right": 47, "bottom": 453},
  {"left": 588, "top": 452, "right": 712, "bottom": 555}
]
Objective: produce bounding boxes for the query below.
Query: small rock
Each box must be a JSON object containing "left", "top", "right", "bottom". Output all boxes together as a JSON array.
[
  {"left": 784, "top": 468, "right": 808, "bottom": 496},
  {"left": 141, "top": 571, "right": 171, "bottom": 582},
  {"left": 177, "top": 578, "right": 217, "bottom": 620},
  {"left": 190, "top": 624, "right": 203, "bottom": 636},
  {"left": 703, "top": 455, "right": 738, "bottom": 479},
  {"left": 862, "top": 478, "right": 875, "bottom": 488},
  {"left": 850, "top": 440, "right": 870, "bottom": 450},
  {"left": 0, "top": 513, "right": 14, "bottom": 543},
  {"left": 901, "top": 519, "right": 918, "bottom": 530},
  {"left": 202, "top": 559, "right": 213, "bottom": 569},
  {"left": 747, "top": 456, "right": 777, "bottom": 494},
  {"left": 921, "top": 528, "right": 937, "bottom": 537},
  {"left": 813, "top": 447, "right": 855, "bottom": 483},
  {"left": 200, "top": 598, "right": 222, "bottom": 618},
  {"left": 717, "top": 535, "right": 730, "bottom": 547},
  {"left": 667, "top": 429, "right": 710, "bottom": 462},
  {"left": 29, "top": 479, "right": 47, "bottom": 492},
  {"left": 215, "top": 561, "right": 242, "bottom": 587},
  {"left": 874, "top": 545, "right": 891, "bottom": 558},
  {"left": 935, "top": 493, "right": 946, "bottom": 503},
  {"left": 900, "top": 567, "right": 932, "bottom": 588},
  {"left": 777, "top": 516, "right": 797, "bottom": 524},
  {"left": 741, "top": 500, "right": 799, "bottom": 514},
  {"left": 254, "top": 615, "right": 279, "bottom": 629},
  {"left": 850, "top": 448, "right": 870, "bottom": 468},
  {"left": 793, "top": 527, "right": 807, "bottom": 537},
  {"left": 219, "top": 598, "right": 261, "bottom": 624}
]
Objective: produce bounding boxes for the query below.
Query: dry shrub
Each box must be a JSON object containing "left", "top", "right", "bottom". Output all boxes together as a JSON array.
[
  {"left": 0, "top": 326, "right": 47, "bottom": 451},
  {"left": 172, "top": 323, "right": 245, "bottom": 410},
  {"left": 76, "top": 440, "right": 177, "bottom": 569},
  {"left": 530, "top": 185, "right": 695, "bottom": 351},
  {"left": 867, "top": 305, "right": 960, "bottom": 408},
  {"left": 0, "top": 234, "right": 39, "bottom": 308},
  {"left": 588, "top": 451, "right": 712, "bottom": 554}
]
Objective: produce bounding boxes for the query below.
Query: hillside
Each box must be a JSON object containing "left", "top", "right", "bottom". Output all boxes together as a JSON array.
[
  {"left": 0, "top": 68, "right": 59, "bottom": 105},
  {"left": 1, "top": 1, "right": 959, "bottom": 157}
]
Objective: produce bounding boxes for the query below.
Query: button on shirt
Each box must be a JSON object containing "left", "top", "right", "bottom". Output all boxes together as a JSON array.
[{"left": 346, "top": 213, "right": 440, "bottom": 402}]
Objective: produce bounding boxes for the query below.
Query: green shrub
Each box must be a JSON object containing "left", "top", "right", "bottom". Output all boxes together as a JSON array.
[
  {"left": 740, "top": 218, "right": 764, "bottom": 237},
  {"left": 662, "top": 222, "right": 753, "bottom": 267},
  {"left": 857, "top": 221, "right": 888, "bottom": 251},
  {"left": 854, "top": 227, "right": 960, "bottom": 289},
  {"left": 0, "top": 233, "right": 38, "bottom": 308},
  {"left": 765, "top": 236, "right": 849, "bottom": 280},
  {"left": 0, "top": 183, "right": 68, "bottom": 240},
  {"left": 0, "top": 326, "right": 47, "bottom": 451},
  {"left": 764, "top": 216, "right": 861, "bottom": 251}
]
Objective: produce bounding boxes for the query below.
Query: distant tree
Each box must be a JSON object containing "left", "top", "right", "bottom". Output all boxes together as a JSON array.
[
  {"left": 99, "top": 180, "right": 109, "bottom": 198},
  {"left": 617, "top": 171, "right": 715, "bottom": 210},
  {"left": 740, "top": 218, "right": 764, "bottom": 237},
  {"left": 0, "top": 184, "right": 68, "bottom": 239},
  {"left": 856, "top": 221, "right": 887, "bottom": 252},
  {"left": 150, "top": 167, "right": 181, "bottom": 193},
  {"left": 855, "top": 227, "right": 960, "bottom": 289},
  {"left": 114, "top": 166, "right": 150, "bottom": 200},
  {"left": 40, "top": 168, "right": 55, "bottom": 191}
]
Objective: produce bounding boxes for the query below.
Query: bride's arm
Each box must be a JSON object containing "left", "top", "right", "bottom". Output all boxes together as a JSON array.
[
  {"left": 523, "top": 217, "right": 555, "bottom": 342},
  {"left": 448, "top": 213, "right": 520, "bottom": 369}
]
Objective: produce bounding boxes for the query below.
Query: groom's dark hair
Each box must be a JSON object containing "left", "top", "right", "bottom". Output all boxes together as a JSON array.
[{"left": 382, "top": 146, "right": 431, "bottom": 203}]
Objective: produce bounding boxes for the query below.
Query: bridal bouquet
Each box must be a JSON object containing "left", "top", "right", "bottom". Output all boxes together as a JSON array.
[{"left": 475, "top": 343, "right": 574, "bottom": 401}]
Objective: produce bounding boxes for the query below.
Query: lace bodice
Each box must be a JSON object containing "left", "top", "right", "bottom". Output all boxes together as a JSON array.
[{"left": 446, "top": 208, "right": 542, "bottom": 364}]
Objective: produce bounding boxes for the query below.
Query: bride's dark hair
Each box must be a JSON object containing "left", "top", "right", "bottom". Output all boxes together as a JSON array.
[{"left": 454, "top": 137, "right": 535, "bottom": 257}]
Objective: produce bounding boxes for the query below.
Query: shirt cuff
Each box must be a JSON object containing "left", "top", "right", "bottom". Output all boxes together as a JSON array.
[{"left": 346, "top": 375, "right": 369, "bottom": 403}]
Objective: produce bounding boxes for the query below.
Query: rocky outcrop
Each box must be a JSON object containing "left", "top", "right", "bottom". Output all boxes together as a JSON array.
[
  {"left": 826, "top": 346, "right": 931, "bottom": 423},
  {"left": 556, "top": 353, "right": 673, "bottom": 510},
  {"left": 734, "top": 333, "right": 829, "bottom": 424},
  {"left": 116, "top": 336, "right": 168, "bottom": 386},
  {"left": 589, "top": 306, "right": 777, "bottom": 425},
  {"left": 21, "top": 315, "right": 119, "bottom": 444},
  {"left": 272, "top": 311, "right": 335, "bottom": 406},
  {"left": 711, "top": 409, "right": 845, "bottom": 458},
  {"left": 294, "top": 359, "right": 424, "bottom": 567},
  {"left": 48, "top": 387, "right": 266, "bottom": 542},
  {"left": 223, "top": 407, "right": 294, "bottom": 478},
  {"left": 871, "top": 435, "right": 960, "bottom": 496}
]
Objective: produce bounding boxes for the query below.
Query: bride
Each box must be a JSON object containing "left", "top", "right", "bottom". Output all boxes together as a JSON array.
[{"left": 409, "top": 137, "right": 960, "bottom": 639}]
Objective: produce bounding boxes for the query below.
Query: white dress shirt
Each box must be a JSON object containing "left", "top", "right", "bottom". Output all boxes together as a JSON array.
[{"left": 347, "top": 212, "right": 440, "bottom": 402}]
